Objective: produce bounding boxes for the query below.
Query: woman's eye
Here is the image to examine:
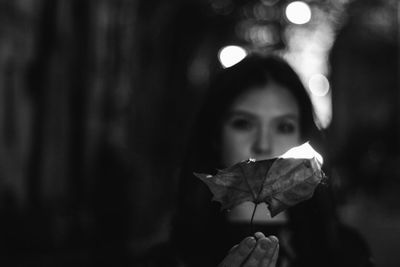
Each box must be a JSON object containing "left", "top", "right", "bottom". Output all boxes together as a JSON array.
[
  {"left": 229, "top": 118, "right": 254, "bottom": 131},
  {"left": 277, "top": 120, "right": 297, "bottom": 134}
]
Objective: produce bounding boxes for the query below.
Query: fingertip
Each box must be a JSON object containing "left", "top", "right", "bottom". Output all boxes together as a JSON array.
[
  {"left": 228, "top": 244, "right": 239, "bottom": 253},
  {"left": 244, "top": 236, "right": 256, "bottom": 248},
  {"left": 254, "top": 232, "right": 265, "bottom": 239},
  {"left": 268, "top": 235, "right": 279, "bottom": 244}
]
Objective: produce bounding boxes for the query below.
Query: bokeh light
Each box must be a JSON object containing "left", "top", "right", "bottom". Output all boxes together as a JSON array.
[
  {"left": 308, "top": 73, "right": 330, "bottom": 96},
  {"left": 285, "top": 1, "right": 312, "bottom": 25},
  {"left": 218, "top": 45, "right": 247, "bottom": 68}
]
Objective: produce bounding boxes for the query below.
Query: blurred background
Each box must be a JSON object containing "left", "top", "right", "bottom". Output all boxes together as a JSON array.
[{"left": 0, "top": 0, "right": 398, "bottom": 266}]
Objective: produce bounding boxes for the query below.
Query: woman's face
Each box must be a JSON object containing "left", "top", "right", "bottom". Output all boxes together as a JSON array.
[{"left": 221, "top": 83, "right": 301, "bottom": 167}]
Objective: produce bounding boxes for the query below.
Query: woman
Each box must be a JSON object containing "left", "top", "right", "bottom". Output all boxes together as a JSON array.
[{"left": 171, "top": 55, "right": 372, "bottom": 267}]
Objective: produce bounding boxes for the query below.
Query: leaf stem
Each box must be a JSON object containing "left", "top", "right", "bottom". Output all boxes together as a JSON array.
[{"left": 250, "top": 203, "right": 258, "bottom": 234}]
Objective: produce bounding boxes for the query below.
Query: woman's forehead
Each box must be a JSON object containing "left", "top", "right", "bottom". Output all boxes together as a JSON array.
[{"left": 230, "top": 85, "right": 300, "bottom": 116}]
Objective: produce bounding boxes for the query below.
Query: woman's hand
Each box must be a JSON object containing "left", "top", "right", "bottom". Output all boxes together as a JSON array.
[{"left": 218, "top": 232, "right": 279, "bottom": 267}]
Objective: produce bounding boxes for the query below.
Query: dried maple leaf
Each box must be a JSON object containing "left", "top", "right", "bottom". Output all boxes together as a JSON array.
[{"left": 194, "top": 142, "right": 325, "bottom": 217}]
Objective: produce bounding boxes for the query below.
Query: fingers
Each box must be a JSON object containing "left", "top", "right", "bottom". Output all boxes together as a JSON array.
[
  {"left": 242, "top": 233, "right": 279, "bottom": 267},
  {"left": 218, "top": 233, "right": 280, "bottom": 267},
  {"left": 270, "top": 243, "right": 279, "bottom": 267},
  {"left": 259, "top": 236, "right": 279, "bottom": 267},
  {"left": 218, "top": 236, "right": 256, "bottom": 267}
]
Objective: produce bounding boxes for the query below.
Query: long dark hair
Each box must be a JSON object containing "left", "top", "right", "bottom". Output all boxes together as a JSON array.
[{"left": 172, "top": 54, "right": 339, "bottom": 267}]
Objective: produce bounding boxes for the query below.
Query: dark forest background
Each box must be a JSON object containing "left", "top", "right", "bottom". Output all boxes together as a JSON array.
[
  {"left": 1, "top": 1, "right": 235, "bottom": 265},
  {"left": 0, "top": 0, "right": 399, "bottom": 266}
]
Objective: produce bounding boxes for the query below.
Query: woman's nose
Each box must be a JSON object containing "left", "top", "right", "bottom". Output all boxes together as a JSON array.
[{"left": 252, "top": 126, "right": 272, "bottom": 157}]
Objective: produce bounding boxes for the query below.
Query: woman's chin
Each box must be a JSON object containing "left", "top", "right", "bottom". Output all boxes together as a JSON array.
[{"left": 226, "top": 201, "right": 287, "bottom": 224}]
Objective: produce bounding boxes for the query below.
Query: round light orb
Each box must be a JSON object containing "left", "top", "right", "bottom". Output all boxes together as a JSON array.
[
  {"left": 285, "top": 1, "right": 312, "bottom": 25},
  {"left": 218, "top": 45, "right": 247, "bottom": 68},
  {"left": 308, "top": 73, "right": 330, "bottom": 96}
]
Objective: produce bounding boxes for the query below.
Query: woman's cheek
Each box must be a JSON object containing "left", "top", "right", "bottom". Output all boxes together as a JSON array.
[
  {"left": 221, "top": 132, "right": 252, "bottom": 167},
  {"left": 273, "top": 135, "right": 301, "bottom": 156}
]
